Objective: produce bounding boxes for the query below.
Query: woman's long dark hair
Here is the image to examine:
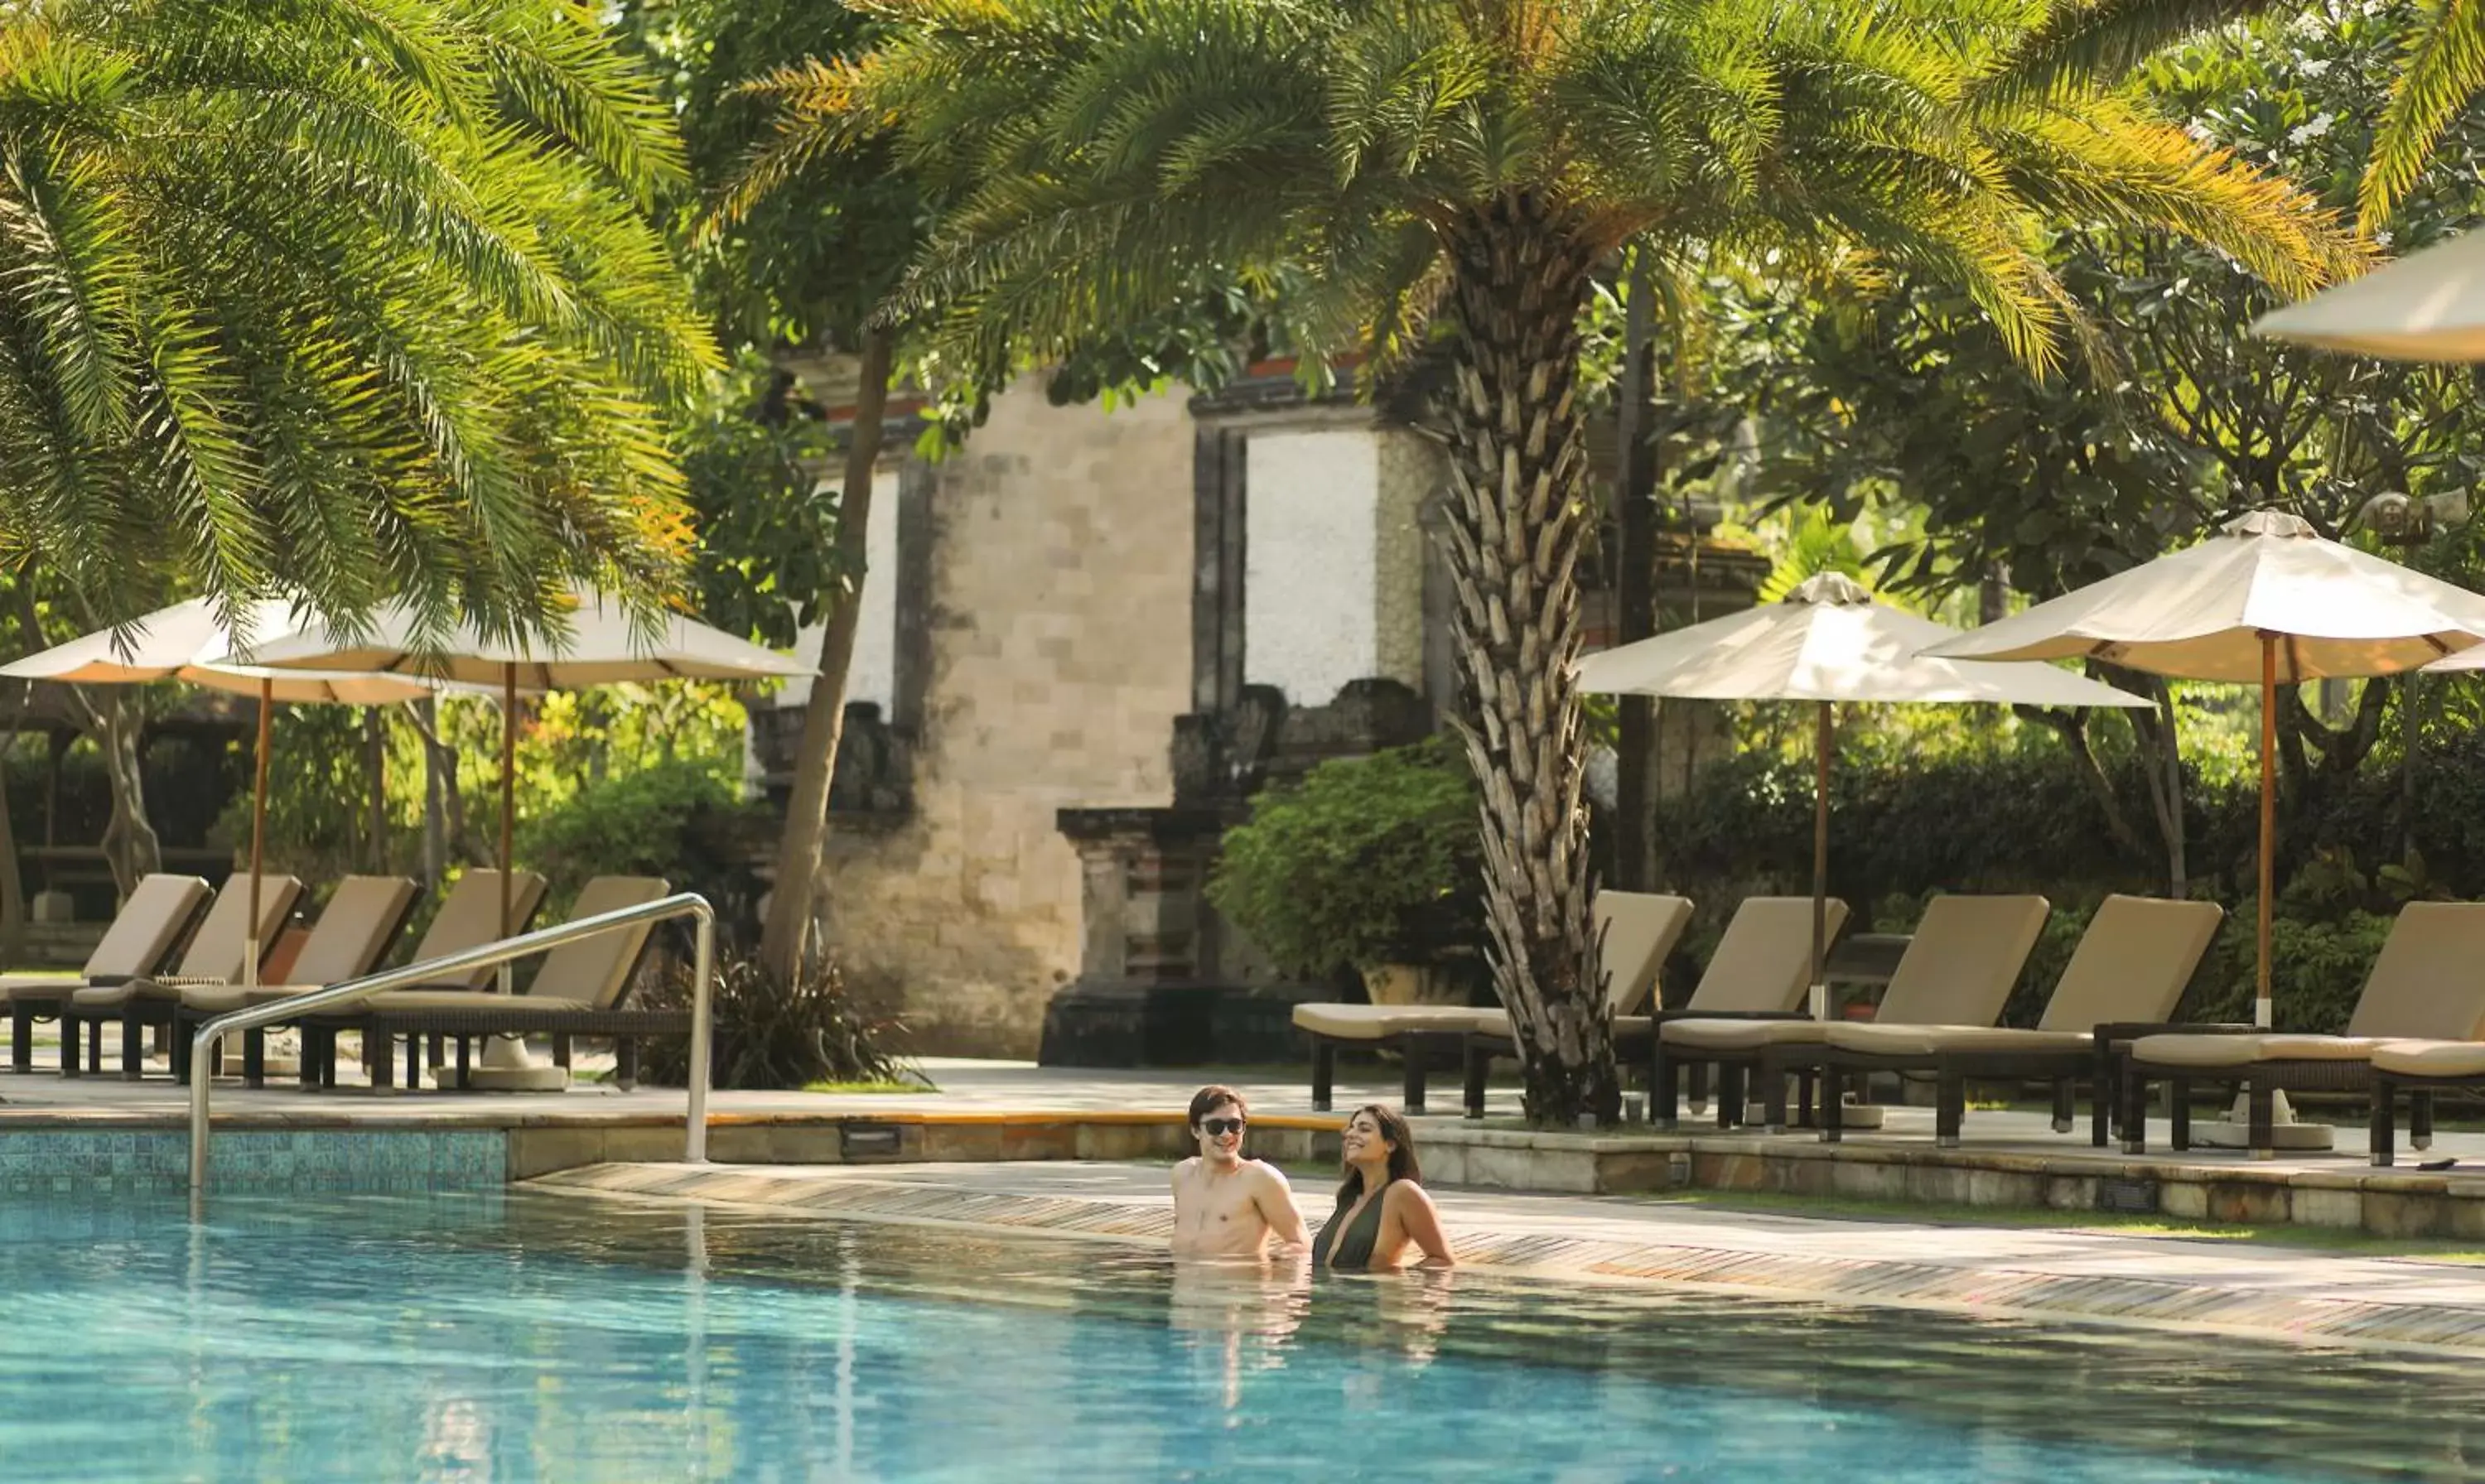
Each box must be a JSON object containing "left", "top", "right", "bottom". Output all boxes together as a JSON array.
[{"left": 1334, "top": 1103, "right": 1421, "bottom": 1208}]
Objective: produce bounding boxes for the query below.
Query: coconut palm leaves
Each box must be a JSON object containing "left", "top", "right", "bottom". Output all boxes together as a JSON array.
[
  {"left": 0, "top": 0, "right": 718, "bottom": 639},
  {"left": 763, "top": 0, "right": 2349, "bottom": 1121}
]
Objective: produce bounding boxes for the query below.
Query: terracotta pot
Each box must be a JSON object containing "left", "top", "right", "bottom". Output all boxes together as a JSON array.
[{"left": 1360, "top": 962, "right": 1464, "bottom": 1006}]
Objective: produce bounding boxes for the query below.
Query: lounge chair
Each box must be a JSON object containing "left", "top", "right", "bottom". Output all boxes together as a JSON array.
[
  {"left": 1464, "top": 895, "right": 1849, "bottom": 1120},
  {"left": 2, "top": 873, "right": 210, "bottom": 1072},
  {"left": 2121, "top": 901, "right": 2485, "bottom": 1156},
  {"left": 56, "top": 872, "right": 302, "bottom": 1077},
  {"left": 1450, "top": 893, "right": 1705, "bottom": 1117},
  {"left": 1809, "top": 894, "right": 2224, "bottom": 1147},
  {"left": 301, "top": 874, "right": 673, "bottom": 1090},
  {"left": 2371, "top": 1040, "right": 2485, "bottom": 1167},
  {"left": 1292, "top": 891, "right": 1692, "bottom": 1115},
  {"left": 1658, "top": 894, "right": 2050, "bottom": 1132},
  {"left": 75, "top": 874, "right": 420, "bottom": 1083}
]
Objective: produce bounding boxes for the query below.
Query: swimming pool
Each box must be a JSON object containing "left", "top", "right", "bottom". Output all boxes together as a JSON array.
[{"left": 0, "top": 1190, "right": 2468, "bottom": 1482}]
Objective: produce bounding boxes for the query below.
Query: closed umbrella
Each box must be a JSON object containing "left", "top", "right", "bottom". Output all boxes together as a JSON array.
[
  {"left": 1925, "top": 510, "right": 2485, "bottom": 1033},
  {"left": 1, "top": 598, "right": 443, "bottom": 990},
  {"left": 2255, "top": 230, "right": 2485, "bottom": 361},
  {"left": 1577, "top": 572, "right": 2153, "bottom": 1019},
  {"left": 247, "top": 588, "right": 810, "bottom": 1087}
]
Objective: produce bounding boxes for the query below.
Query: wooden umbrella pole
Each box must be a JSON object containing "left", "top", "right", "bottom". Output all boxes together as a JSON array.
[
  {"left": 1811, "top": 700, "right": 1831, "bottom": 1022},
  {"left": 2258, "top": 633, "right": 2276, "bottom": 1029},
  {"left": 247, "top": 677, "right": 272, "bottom": 991}
]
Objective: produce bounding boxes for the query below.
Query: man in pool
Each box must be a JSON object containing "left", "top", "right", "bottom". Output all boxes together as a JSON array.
[{"left": 1171, "top": 1085, "right": 1310, "bottom": 1259}]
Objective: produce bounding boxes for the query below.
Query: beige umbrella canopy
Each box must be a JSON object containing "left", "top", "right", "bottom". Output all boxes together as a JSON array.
[
  {"left": 1577, "top": 572, "right": 2151, "bottom": 1014},
  {"left": 0, "top": 597, "right": 446, "bottom": 988},
  {"left": 2254, "top": 230, "right": 2485, "bottom": 361},
  {"left": 1927, "top": 510, "right": 2485, "bottom": 1027},
  {"left": 251, "top": 587, "right": 810, "bottom": 937}
]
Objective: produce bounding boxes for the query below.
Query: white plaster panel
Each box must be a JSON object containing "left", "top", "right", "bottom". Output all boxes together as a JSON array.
[
  {"left": 1246, "top": 429, "right": 1381, "bottom": 705},
  {"left": 775, "top": 465, "right": 904, "bottom": 711}
]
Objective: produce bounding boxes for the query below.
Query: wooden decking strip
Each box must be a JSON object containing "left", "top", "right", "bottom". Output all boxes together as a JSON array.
[{"left": 528, "top": 1164, "right": 2485, "bottom": 1352}]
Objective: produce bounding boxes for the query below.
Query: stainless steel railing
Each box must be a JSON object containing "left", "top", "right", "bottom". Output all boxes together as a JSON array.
[{"left": 188, "top": 891, "right": 717, "bottom": 1200}]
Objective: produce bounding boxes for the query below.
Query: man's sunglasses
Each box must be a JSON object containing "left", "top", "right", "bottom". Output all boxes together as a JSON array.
[{"left": 1198, "top": 1117, "right": 1247, "bottom": 1136}]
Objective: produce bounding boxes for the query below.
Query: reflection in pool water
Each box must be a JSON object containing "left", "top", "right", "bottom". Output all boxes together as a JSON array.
[{"left": 0, "top": 1191, "right": 2470, "bottom": 1482}]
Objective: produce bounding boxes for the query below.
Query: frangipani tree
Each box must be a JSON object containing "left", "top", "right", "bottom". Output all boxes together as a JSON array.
[{"left": 760, "top": 0, "right": 2354, "bottom": 1122}]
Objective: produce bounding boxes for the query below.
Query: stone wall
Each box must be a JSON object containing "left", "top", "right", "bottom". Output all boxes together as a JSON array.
[{"left": 816, "top": 378, "right": 1197, "bottom": 1057}]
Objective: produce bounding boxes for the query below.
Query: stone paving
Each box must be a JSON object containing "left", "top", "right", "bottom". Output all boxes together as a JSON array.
[{"left": 533, "top": 1156, "right": 2485, "bottom": 1352}]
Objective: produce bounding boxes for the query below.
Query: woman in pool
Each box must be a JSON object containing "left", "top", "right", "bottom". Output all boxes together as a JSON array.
[{"left": 1310, "top": 1104, "right": 1454, "bottom": 1270}]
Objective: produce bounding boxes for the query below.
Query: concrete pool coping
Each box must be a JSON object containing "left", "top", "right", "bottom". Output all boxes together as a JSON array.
[
  {"left": 529, "top": 1159, "right": 2485, "bottom": 1354},
  {"left": 22, "top": 1057, "right": 2485, "bottom": 1236}
]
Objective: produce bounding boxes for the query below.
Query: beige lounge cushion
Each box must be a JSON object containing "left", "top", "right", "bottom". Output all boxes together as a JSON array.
[
  {"left": 1660, "top": 1018, "right": 1829, "bottom": 1052},
  {"left": 408, "top": 870, "right": 550, "bottom": 990},
  {"left": 287, "top": 876, "right": 420, "bottom": 987},
  {"left": 176, "top": 874, "right": 305, "bottom": 983},
  {"left": 355, "top": 990, "right": 597, "bottom": 1014},
  {"left": 2345, "top": 902, "right": 2485, "bottom": 1040},
  {"left": 1824, "top": 1022, "right": 2092, "bottom": 1058},
  {"left": 2132, "top": 1033, "right": 2385, "bottom": 1068},
  {"left": 177, "top": 982, "right": 332, "bottom": 1014},
  {"left": 2372, "top": 1040, "right": 2485, "bottom": 1077},
  {"left": 83, "top": 874, "right": 214, "bottom": 981},
  {"left": 529, "top": 876, "right": 673, "bottom": 1008},
  {"left": 1595, "top": 892, "right": 1694, "bottom": 1015},
  {"left": 1686, "top": 897, "right": 1850, "bottom": 1014},
  {"left": 0, "top": 972, "right": 87, "bottom": 1003},
  {"left": 1293, "top": 1004, "right": 1497, "bottom": 1038},
  {"left": 2035, "top": 895, "right": 2226, "bottom": 1031},
  {"left": 1875, "top": 894, "right": 2051, "bottom": 1027}
]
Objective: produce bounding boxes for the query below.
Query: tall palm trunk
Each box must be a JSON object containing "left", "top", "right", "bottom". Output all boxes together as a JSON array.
[
  {"left": 759, "top": 325, "right": 897, "bottom": 986},
  {"left": 1436, "top": 195, "right": 1614, "bottom": 1127}
]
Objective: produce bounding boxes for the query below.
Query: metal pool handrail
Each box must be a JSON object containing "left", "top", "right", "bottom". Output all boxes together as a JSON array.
[{"left": 188, "top": 891, "right": 717, "bottom": 1197}]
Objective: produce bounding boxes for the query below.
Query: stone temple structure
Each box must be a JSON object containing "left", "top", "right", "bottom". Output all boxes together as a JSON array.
[{"left": 747, "top": 360, "right": 1764, "bottom": 1064}]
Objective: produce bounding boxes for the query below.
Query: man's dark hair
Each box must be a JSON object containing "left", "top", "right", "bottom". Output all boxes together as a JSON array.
[{"left": 1189, "top": 1084, "right": 1247, "bottom": 1126}]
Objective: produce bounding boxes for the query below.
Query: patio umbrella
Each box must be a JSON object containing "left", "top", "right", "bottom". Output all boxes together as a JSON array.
[
  {"left": 2254, "top": 230, "right": 2485, "bottom": 361},
  {"left": 246, "top": 588, "right": 809, "bottom": 1086},
  {"left": 1575, "top": 572, "right": 2152, "bottom": 1018},
  {"left": 0, "top": 597, "right": 444, "bottom": 988},
  {"left": 1923, "top": 510, "right": 2485, "bottom": 1029}
]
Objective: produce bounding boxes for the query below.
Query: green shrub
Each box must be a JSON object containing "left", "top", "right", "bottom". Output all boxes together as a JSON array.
[
  {"left": 514, "top": 756, "right": 759, "bottom": 916},
  {"left": 641, "top": 952, "right": 910, "bottom": 1090},
  {"left": 1207, "top": 738, "right": 1483, "bottom": 977},
  {"left": 2187, "top": 905, "right": 2390, "bottom": 1034}
]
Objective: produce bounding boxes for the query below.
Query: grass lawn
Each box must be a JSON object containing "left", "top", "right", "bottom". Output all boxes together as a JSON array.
[{"left": 801, "top": 1077, "right": 937, "bottom": 1095}]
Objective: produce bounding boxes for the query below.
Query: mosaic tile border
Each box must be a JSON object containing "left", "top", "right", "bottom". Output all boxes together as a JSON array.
[{"left": 0, "top": 1129, "right": 506, "bottom": 1194}]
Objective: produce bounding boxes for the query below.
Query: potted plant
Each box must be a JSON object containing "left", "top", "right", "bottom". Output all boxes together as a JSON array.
[{"left": 1207, "top": 738, "right": 1484, "bottom": 1004}]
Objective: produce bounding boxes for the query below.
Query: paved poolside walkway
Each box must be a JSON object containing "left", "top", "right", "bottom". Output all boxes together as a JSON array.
[{"left": 534, "top": 1157, "right": 2485, "bottom": 1352}]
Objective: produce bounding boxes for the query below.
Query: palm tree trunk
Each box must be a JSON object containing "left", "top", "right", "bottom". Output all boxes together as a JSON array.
[
  {"left": 759, "top": 325, "right": 897, "bottom": 986},
  {"left": 1436, "top": 195, "right": 1614, "bottom": 1127},
  {"left": 94, "top": 691, "right": 160, "bottom": 894}
]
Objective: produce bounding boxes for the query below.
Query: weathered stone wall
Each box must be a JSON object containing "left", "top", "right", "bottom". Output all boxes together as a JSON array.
[{"left": 817, "top": 378, "right": 1196, "bottom": 1057}]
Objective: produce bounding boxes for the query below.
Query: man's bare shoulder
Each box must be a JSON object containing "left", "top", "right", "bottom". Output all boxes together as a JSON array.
[
  {"left": 1244, "top": 1159, "right": 1296, "bottom": 1192},
  {"left": 1171, "top": 1156, "right": 1203, "bottom": 1185}
]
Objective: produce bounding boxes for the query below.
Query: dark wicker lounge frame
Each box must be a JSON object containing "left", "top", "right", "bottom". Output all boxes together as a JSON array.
[
  {"left": 1646, "top": 1013, "right": 1813, "bottom": 1130},
  {"left": 298, "top": 1001, "right": 687, "bottom": 1090},
  {"left": 2116, "top": 1051, "right": 2372, "bottom": 1156},
  {"left": 1306, "top": 1027, "right": 1470, "bottom": 1116},
  {"left": 2368, "top": 1067, "right": 2454, "bottom": 1167}
]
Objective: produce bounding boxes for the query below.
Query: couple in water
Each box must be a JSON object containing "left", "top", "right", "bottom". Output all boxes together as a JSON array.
[{"left": 1170, "top": 1084, "right": 1454, "bottom": 1270}]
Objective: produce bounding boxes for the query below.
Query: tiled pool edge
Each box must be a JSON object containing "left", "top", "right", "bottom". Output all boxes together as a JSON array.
[
  {"left": 528, "top": 1162, "right": 2485, "bottom": 1355},
  {"left": 0, "top": 1128, "right": 506, "bottom": 1193}
]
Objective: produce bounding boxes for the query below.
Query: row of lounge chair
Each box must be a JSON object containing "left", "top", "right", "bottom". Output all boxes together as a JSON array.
[
  {"left": 0, "top": 869, "right": 685, "bottom": 1089},
  {"left": 1296, "top": 889, "right": 2485, "bottom": 1160}
]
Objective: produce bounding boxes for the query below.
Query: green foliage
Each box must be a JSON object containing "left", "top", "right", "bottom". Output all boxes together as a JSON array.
[
  {"left": 514, "top": 754, "right": 757, "bottom": 915},
  {"left": 2192, "top": 908, "right": 2393, "bottom": 1033},
  {"left": 0, "top": 0, "right": 717, "bottom": 634},
  {"left": 1208, "top": 740, "right": 1483, "bottom": 977},
  {"left": 641, "top": 952, "right": 908, "bottom": 1090}
]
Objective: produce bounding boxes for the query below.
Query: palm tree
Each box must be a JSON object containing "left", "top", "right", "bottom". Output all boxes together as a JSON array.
[
  {"left": 0, "top": 0, "right": 718, "bottom": 638},
  {"left": 749, "top": 0, "right": 2352, "bottom": 1122}
]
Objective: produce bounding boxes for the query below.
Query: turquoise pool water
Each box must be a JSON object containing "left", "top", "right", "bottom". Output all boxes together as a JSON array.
[{"left": 0, "top": 1191, "right": 2468, "bottom": 1482}]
